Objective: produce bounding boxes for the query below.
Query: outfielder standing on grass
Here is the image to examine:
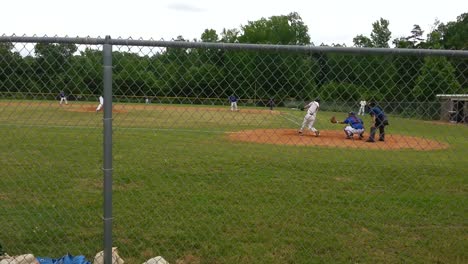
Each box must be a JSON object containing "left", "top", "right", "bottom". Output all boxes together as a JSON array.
[
  {"left": 332, "top": 112, "right": 365, "bottom": 139},
  {"left": 298, "top": 98, "right": 321, "bottom": 137},
  {"left": 358, "top": 99, "right": 366, "bottom": 115},
  {"left": 59, "top": 91, "right": 68, "bottom": 105},
  {"left": 268, "top": 98, "right": 275, "bottom": 111}
]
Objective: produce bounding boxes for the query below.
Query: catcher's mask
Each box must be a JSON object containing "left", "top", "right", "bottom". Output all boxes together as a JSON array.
[{"left": 349, "top": 112, "right": 355, "bottom": 115}]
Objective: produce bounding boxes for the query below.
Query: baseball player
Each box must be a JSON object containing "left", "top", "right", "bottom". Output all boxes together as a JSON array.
[
  {"left": 59, "top": 91, "right": 68, "bottom": 105},
  {"left": 366, "top": 102, "right": 389, "bottom": 142},
  {"left": 298, "top": 98, "right": 321, "bottom": 137},
  {"left": 336, "top": 112, "right": 365, "bottom": 139},
  {"left": 268, "top": 98, "right": 275, "bottom": 111},
  {"left": 358, "top": 99, "right": 367, "bottom": 115},
  {"left": 96, "top": 95, "right": 104, "bottom": 112},
  {"left": 229, "top": 95, "right": 238, "bottom": 111}
]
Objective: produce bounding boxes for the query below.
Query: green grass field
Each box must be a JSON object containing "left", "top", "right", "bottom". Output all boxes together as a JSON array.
[{"left": 1, "top": 100, "right": 467, "bottom": 263}]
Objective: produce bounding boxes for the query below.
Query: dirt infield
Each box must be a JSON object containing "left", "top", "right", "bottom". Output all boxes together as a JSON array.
[
  {"left": 60, "top": 104, "right": 126, "bottom": 113},
  {"left": 227, "top": 129, "right": 449, "bottom": 150}
]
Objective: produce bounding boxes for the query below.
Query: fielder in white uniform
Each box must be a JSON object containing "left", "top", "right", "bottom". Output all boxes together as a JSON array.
[
  {"left": 358, "top": 100, "right": 367, "bottom": 115},
  {"left": 96, "top": 96, "right": 104, "bottom": 112},
  {"left": 298, "top": 98, "right": 321, "bottom": 136}
]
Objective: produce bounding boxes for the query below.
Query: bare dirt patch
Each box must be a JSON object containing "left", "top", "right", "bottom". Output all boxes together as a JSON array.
[
  {"left": 227, "top": 129, "right": 449, "bottom": 151},
  {"left": 63, "top": 104, "right": 127, "bottom": 113}
]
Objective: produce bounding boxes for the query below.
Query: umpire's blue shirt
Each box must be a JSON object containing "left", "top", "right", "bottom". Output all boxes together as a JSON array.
[{"left": 369, "top": 107, "right": 386, "bottom": 121}]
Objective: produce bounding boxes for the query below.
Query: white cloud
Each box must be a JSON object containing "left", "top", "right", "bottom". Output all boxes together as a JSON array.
[{"left": 167, "top": 3, "right": 205, "bottom": 12}]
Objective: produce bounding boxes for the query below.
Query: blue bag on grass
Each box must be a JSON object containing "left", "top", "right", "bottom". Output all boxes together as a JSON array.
[{"left": 36, "top": 253, "right": 91, "bottom": 264}]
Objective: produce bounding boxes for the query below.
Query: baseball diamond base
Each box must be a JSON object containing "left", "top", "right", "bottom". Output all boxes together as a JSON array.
[{"left": 227, "top": 129, "right": 449, "bottom": 151}]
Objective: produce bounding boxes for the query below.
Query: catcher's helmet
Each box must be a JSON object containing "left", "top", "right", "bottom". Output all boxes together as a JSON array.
[{"left": 349, "top": 111, "right": 355, "bottom": 115}]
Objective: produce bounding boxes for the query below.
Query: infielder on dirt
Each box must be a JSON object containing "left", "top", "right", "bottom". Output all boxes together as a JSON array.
[
  {"left": 96, "top": 95, "right": 104, "bottom": 112},
  {"left": 229, "top": 95, "right": 238, "bottom": 111},
  {"left": 59, "top": 91, "right": 68, "bottom": 105},
  {"left": 333, "top": 112, "right": 365, "bottom": 139},
  {"left": 298, "top": 98, "right": 320, "bottom": 137}
]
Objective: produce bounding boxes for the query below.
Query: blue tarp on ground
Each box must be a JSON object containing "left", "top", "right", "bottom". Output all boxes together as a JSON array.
[{"left": 36, "top": 253, "right": 91, "bottom": 264}]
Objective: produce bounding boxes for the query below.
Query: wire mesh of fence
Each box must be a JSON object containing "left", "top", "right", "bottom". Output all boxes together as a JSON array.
[{"left": 0, "top": 36, "right": 467, "bottom": 264}]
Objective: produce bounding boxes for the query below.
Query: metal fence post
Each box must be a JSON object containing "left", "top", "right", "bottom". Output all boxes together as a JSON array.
[{"left": 103, "top": 35, "right": 113, "bottom": 264}]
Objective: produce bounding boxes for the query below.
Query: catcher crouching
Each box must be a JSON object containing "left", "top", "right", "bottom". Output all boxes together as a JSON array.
[{"left": 331, "top": 112, "right": 365, "bottom": 139}]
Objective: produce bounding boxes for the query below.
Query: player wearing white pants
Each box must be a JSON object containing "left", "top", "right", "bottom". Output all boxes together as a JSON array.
[
  {"left": 96, "top": 96, "right": 104, "bottom": 112},
  {"left": 59, "top": 91, "right": 68, "bottom": 105},
  {"left": 344, "top": 126, "right": 365, "bottom": 139},
  {"left": 338, "top": 112, "right": 365, "bottom": 139},
  {"left": 229, "top": 95, "right": 238, "bottom": 111},
  {"left": 358, "top": 100, "right": 367, "bottom": 115},
  {"left": 298, "top": 98, "right": 320, "bottom": 136}
]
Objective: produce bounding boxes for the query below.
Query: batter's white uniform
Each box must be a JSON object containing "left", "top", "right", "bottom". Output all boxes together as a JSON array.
[
  {"left": 358, "top": 100, "right": 367, "bottom": 115},
  {"left": 299, "top": 101, "right": 320, "bottom": 136},
  {"left": 96, "top": 96, "right": 104, "bottom": 112}
]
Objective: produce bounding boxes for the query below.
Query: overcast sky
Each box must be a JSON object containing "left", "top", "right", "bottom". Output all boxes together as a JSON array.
[{"left": 2, "top": 0, "right": 466, "bottom": 46}]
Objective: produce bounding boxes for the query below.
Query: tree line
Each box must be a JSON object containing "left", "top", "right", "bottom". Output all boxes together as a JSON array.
[{"left": 0, "top": 12, "right": 466, "bottom": 106}]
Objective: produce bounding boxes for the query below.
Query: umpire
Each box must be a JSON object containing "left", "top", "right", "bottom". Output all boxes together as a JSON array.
[{"left": 366, "top": 102, "right": 389, "bottom": 142}]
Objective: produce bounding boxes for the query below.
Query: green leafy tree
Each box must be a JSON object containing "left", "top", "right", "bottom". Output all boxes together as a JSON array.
[
  {"left": 441, "top": 13, "right": 468, "bottom": 50},
  {"left": 238, "top": 12, "right": 311, "bottom": 45},
  {"left": 354, "top": 18, "right": 391, "bottom": 48},
  {"left": 220, "top": 28, "right": 240, "bottom": 43},
  {"left": 392, "top": 25, "right": 426, "bottom": 101},
  {"left": 34, "top": 43, "right": 77, "bottom": 96},
  {"left": 409, "top": 24, "right": 425, "bottom": 46},
  {"left": 353, "top": 35, "right": 373, "bottom": 47},
  {"left": 201, "top": 29, "right": 219, "bottom": 42},
  {"left": 0, "top": 42, "right": 17, "bottom": 91},
  {"left": 437, "top": 13, "right": 468, "bottom": 89},
  {"left": 424, "top": 19, "right": 445, "bottom": 49},
  {"left": 0, "top": 42, "right": 36, "bottom": 96},
  {"left": 413, "top": 56, "right": 461, "bottom": 101},
  {"left": 423, "top": 14, "right": 468, "bottom": 88},
  {"left": 393, "top": 24, "right": 424, "bottom": 48},
  {"left": 199, "top": 29, "right": 225, "bottom": 66},
  {"left": 74, "top": 48, "right": 103, "bottom": 96},
  {"left": 371, "top": 18, "right": 391, "bottom": 48}
]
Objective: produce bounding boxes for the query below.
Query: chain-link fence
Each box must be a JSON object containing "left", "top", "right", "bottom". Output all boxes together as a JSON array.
[{"left": 0, "top": 36, "right": 467, "bottom": 264}]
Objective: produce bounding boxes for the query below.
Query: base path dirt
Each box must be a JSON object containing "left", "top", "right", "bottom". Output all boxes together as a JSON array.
[{"left": 227, "top": 129, "right": 449, "bottom": 151}]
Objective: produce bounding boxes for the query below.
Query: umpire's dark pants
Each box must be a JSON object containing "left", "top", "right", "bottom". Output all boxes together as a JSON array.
[{"left": 369, "top": 119, "right": 387, "bottom": 141}]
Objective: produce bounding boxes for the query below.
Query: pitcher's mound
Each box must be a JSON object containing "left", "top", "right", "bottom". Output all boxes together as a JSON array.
[
  {"left": 64, "top": 104, "right": 127, "bottom": 113},
  {"left": 227, "top": 129, "right": 448, "bottom": 150}
]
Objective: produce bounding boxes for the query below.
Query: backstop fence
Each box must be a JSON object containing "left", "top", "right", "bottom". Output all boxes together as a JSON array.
[{"left": 0, "top": 35, "right": 467, "bottom": 264}]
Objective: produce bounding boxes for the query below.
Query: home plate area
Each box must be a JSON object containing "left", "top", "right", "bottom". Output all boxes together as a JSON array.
[{"left": 227, "top": 129, "right": 448, "bottom": 150}]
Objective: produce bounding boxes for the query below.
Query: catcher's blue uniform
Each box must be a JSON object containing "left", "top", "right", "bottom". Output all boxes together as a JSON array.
[{"left": 343, "top": 116, "right": 364, "bottom": 129}]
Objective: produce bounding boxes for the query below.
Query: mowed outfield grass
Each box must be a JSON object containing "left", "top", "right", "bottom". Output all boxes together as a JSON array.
[{"left": 0, "top": 100, "right": 467, "bottom": 264}]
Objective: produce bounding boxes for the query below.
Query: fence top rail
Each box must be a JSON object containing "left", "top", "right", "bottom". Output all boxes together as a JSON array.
[{"left": 1, "top": 35, "right": 467, "bottom": 57}]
